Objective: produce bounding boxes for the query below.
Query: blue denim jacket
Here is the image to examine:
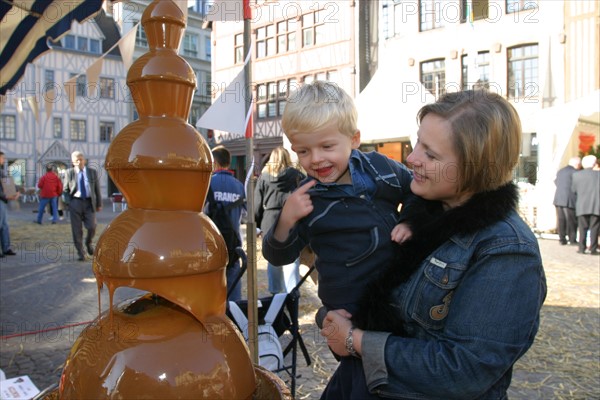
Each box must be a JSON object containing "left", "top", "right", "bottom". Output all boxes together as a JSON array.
[{"left": 361, "top": 210, "right": 546, "bottom": 399}]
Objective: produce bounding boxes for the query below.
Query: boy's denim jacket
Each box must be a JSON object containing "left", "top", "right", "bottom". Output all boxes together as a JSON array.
[
  {"left": 361, "top": 211, "right": 546, "bottom": 399},
  {"left": 262, "top": 150, "right": 414, "bottom": 313}
]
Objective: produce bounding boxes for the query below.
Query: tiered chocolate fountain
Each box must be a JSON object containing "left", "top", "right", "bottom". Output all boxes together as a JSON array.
[{"left": 56, "top": 1, "right": 289, "bottom": 398}]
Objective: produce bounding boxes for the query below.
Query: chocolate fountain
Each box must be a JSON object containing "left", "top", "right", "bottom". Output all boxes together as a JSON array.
[{"left": 55, "top": 1, "right": 289, "bottom": 398}]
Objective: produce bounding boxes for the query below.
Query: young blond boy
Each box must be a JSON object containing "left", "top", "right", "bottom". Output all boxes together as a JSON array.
[{"left": 262, "top": 81, "right": 415, "bottom": 320}]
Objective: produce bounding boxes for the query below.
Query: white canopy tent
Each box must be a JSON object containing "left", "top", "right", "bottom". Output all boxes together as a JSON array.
[{"left": 355, "top": 59, "right": 435, "bottom": 146}]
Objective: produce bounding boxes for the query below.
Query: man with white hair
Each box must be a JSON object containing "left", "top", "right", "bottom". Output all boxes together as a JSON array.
[
  {"left": 63, "top": 151, "right": 102, "bottom": 261},
  {"left": 553, "top": 156, "right": 580, "bottom": 245},
  {"left": 571, "top": 155, "right": 600, "bottom": 255}
]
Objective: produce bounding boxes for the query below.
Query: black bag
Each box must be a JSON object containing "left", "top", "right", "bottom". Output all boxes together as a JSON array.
[{"left": 206, "top": 187, "right": 244, "bottom": 267}]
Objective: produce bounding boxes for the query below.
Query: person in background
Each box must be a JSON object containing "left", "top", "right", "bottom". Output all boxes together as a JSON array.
[
  {"left": 571, "top": 154, "right": 600, "bottom": 255},
  {"left": 320, "top": 90, "right": 547, "bottom": 399},
  {"left": 553, "top": 156, "right": 580, "bottom": 245},
  {"left": 206, "top": 145, "right": 246, "bottom": 301},
  {"left": 255, "top": 146, "right": 305, "bottom": 294},
  {"left": 0, "top": 151, "right": 20, "bottom": 257},
  {"left": 63, "top": 151, "right": 102, "bottom": 261},
  {"left": 35, "top": 164, "right": 63, "bottom": 225}
]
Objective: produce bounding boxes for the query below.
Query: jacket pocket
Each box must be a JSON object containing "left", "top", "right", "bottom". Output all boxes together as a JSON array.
[
  {"left": 345, "top": 227, "right": 379, "bottom": 266},
  {"left": 411, "top": 256, "right": 467, "bottom": 330},
  {"left": 315, "top": 226, "right": 379, "bottom": 268}
]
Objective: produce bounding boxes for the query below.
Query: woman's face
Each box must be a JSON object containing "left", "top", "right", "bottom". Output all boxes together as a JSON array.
[
  {"left": 407, "top": 113, "right": 472, "bottom": 209},
  {"left": 290, "top": 121, "right": 360, "bottom": 184}
]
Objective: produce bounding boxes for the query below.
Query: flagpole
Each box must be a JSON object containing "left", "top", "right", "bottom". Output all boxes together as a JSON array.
[{"left": 243, "top": 0, "right": 258, "bottom": 365}]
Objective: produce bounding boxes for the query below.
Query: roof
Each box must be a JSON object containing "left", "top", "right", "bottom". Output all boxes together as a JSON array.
[{"left": 94, "top": 9, "right": 122, "bottom": 56}]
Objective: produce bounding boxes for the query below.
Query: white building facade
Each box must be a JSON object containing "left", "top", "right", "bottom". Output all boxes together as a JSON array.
[
  {"left": 0, "top": 9, "right": 129, "bottom": 196},
  {"left": 207, "top": 0, "right": 599, "bottom": 232},
  {"left": 1, "top": 1, "right": 213, "bottom": 198}
]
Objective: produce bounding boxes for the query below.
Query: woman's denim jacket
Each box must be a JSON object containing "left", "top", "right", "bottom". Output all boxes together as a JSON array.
[{"left": 361, "top": 211, "right": 546, "bottom": 399}]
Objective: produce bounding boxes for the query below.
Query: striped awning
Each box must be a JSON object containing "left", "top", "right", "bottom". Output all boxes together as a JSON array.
[{"left": 0, "top": 0, "right": 104, "bottom": 95}]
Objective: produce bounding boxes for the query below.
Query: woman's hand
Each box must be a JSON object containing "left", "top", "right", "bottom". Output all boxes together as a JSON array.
[{"left": 320, "top": 309, "right": 353, "bottom": 356}]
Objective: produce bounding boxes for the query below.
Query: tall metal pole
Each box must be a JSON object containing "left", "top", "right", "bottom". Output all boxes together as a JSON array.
[{"left": 243, "top": 0, "right": 258, "bottom": 365}]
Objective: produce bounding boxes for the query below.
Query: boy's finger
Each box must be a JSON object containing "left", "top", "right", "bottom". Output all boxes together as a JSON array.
[{"left": 295, "top": 179, "right": 317, "bottom": 194}]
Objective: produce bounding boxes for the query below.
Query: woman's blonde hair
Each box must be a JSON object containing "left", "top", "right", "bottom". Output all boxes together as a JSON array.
[
  {"left": 281, "top": 80, "right": 358, "bottom": 138},
  {"left": 263, "top": 146, "right": 293, "bottom": 175},
  {"left": 417, "top": 90, "right": 522, "bottom": 193}
]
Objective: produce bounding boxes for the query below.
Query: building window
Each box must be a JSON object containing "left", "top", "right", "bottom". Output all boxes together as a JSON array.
[
  {"left": 189, "top": 106, "right": 202, "bottom": 127},
  {"left": 206, "top": 72, "right": 212, "bottom": 95},
  {"left": 302, "top": 9, "right": 331, "bottom": 47},
  {"left": 63, "top": 34, "right": 101, "bottom": 54},
  {"left": 508, "top": 44, "right": 538, "bottom": 99},
  {"left": 461, "top": 0, "right": 489, "bottom": 23},
  {"left": 44, "top": 69, "right": 54, "bottom": 93},
  {"left": 90, "top": 39, "right": 100, "bottom": 53},
  {"left": 205, "top": 36, "right": 211, "bottom": 60},
  {"left": 256, "top": 24, "right": 276, "bottom": 58},
  {"left": 234, "top": 33, "right": 244, "bottom": 63},
  {"left": 256, "top": 79, "right": 296, "bottom": 120},
  {"left": 303, "top": 75, "right": 314, "bottom": 85},
  {"left": 461, "top": 51, "right": 490, "bottom": 90},
  {"left": 70, "top": 119, "right": 87, "bottom": 141},
  {"left": 64, "top": 34, "right": 76, "bottom": 49},
  {"left": 420, "top": 0, "right": 445, "bottom": 31},
  {"left": 506, "top": 0, "right": 538, "bottom": 13},
  {"left": 100, "top": 121, "right": 114, "bottom": 142},
  {"left": 421, "top": 59, "right": 446, "bottom": 98},
  {"left": 0, "top": 115, "right": 16, "bottom": 140},
  {"left": 183, "top": 33, "right": 198, "bottom": 58},
  {"left": 135, "top": 21, "right": 147, "bottom": 47},
  {"left": 99, "top": 77, "right": 115, "bottom": 99},
  {"left": 77, "top": 36, "right": 88, "bottom": 52},
  {"left": 53, "top": 117, "right": 62, "bottom": 138},
  {"left": 274, "top": 19, "right": 296, "bottom": 53},
  {"left": 383, "top": 1, "right": 404, "bottom": 39},
  {"left": 70, "top": 74, "right": 87, "bottom": 97}
]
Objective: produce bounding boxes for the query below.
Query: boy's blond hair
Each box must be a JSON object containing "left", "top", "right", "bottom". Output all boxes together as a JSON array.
[{"left": 281, "top": 80, "right": 358, "bottom": 138}]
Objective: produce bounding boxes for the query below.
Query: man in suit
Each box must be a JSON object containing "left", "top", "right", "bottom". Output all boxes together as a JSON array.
[
  {"left": 553, "top": 156, "right": 580, "bottom": 245},
  {"left": 571, "top": 155, "right": 600, "bottom": 255},
  {"left": 63, "top": 151, "right": 102, "bottom": 261}
]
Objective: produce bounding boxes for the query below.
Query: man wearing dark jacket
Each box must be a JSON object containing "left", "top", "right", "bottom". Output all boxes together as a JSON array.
[
  {"left": 63, "top": 151, "right": 102, "bottom": 261},
  {"left": 571, "top": 155, "right": 600, "bottom": 255},
  {"left": 553, "top": 156, "right": 580, "bottom": 245},
  {"left": 206, "top": 145, "right": 246, "bottom": 301}
]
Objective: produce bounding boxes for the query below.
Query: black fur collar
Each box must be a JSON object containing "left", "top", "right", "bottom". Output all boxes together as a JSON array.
[{"left": 352, "top": 183, "right": 520, "bottom": 332}]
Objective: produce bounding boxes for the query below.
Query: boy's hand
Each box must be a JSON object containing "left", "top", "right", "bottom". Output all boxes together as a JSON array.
[
  {"left": 273, "top": 180, "right": 316, "bottom": 241},
  {"left": 391, "top": 222, "right": 412, "bottom": 244}
]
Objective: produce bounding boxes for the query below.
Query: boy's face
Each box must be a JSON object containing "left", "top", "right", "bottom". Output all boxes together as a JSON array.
[{"left": 290, "top": 121, "right": 360, "bottom": 184}]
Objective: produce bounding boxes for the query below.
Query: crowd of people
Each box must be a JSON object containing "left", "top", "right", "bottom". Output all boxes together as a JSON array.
[
  {"left": 553, "top": 154, "right": 600, "bottom": 255},
  {"left": 1, "top": 82, "right": 598, "bottom": 398}
]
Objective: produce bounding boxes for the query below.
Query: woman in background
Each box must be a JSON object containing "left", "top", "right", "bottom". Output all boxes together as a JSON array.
[{"left": 255, "top": 146, "right": 305, "bottom": 294}]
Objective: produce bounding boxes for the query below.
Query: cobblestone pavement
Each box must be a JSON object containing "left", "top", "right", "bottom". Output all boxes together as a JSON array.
[{"left": 1, "top": 200, "right": 598, "bottom": 399}]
